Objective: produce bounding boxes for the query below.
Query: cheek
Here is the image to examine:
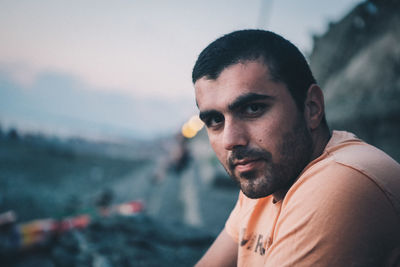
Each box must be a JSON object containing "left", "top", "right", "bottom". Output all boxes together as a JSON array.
[
  {"left": 251, "top": 123, "right": 272, "bottom": 143},
  {"left": 251, "top": 122, "right": 279, "bottom": 151},
  {"left": 209, "top": 136, "right": 227, "bottom": 164}
]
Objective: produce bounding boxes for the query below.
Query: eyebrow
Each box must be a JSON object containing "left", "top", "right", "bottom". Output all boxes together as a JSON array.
[
  {"left": 199, "top": 109, "right": 220, "bottom": 122},
  {"left": 228, "top": 93, "right": 273, "bottom": 111},
  {"left": 198, "top": 93, "right": 272, "bottom": 122}
]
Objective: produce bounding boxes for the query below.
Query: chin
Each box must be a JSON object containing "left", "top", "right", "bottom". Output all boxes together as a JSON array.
[
  {"left": 241, "top": 187, "right": 272, "bottom": 199},
  {"left": 239, "top": 177, "right": 274, "bottom": 199}
]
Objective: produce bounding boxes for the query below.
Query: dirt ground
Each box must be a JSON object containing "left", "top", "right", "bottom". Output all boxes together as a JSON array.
[{"left": 0, "top": 133, "right": 238, "bottom": 266}]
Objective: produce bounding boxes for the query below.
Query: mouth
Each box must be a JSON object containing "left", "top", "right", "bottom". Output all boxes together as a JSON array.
[{"left": 233, "top": 158, "right": 263, "bottom": 173}]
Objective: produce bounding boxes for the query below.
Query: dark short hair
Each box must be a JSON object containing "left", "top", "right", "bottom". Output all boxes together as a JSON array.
[{"left": 192, "top": 29, "right": 316, "bottom": 111}]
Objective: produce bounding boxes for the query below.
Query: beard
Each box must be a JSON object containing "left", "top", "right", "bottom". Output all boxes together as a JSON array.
[{"left": 225, "top": 116, "right": 313, "bottom": 199}]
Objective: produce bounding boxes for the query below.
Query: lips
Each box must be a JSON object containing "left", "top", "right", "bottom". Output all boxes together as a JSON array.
[{"left": 233, "top": 158, "right": 263, "bottom": 172}]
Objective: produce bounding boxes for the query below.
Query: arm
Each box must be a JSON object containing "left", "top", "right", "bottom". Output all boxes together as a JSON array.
[{"left": 195, "top": 228, "right": 238, "bottom": 267}]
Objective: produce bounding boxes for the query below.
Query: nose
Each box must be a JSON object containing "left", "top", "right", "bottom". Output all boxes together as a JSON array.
[{"left": 223, "top": 118, "right": 248, "bottom": 151}]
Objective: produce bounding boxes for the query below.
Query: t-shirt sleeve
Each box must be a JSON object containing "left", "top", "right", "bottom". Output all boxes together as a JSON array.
[{"left": 224, "top": 190, "right": 243, "bottom": 243}]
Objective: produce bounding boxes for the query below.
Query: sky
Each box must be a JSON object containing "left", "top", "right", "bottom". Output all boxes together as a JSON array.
[{"left": 0, "top": 0, "right": 362, "bottom": 140}]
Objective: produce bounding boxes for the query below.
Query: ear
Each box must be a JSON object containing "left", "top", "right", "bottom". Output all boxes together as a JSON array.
[{"left": 304, "top": 84, "right": 325, "bottom": 131}]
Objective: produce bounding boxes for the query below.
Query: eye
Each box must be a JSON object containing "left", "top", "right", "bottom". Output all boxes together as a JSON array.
[
  {"left": 243, "top": 103, "right": 266, "bottom": 116},
  {"left": 206, "top": 114, "right": 224, "bottom": 128}
]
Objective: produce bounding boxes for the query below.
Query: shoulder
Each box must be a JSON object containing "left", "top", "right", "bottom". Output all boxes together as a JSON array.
[
  {"left": 330, "top": 139, "right": 400, "bottom": 179},
  {"left": 328, "top": 140, "right": 400, "bottom": 214},
  {"left": 286, "top": 135, "right": 400, "bottom": 214},
  {"left": 279, "top": 139, "right": 400, "bottom": 229},
  {"left": 269, "top": 151, "right": 400, "bottom": 266},
  {"left": 283, "top": 158, "right": 392, "bottom": 218}
]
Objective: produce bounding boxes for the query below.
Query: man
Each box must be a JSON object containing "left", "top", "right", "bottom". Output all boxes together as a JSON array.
[{"left": 192, "top": 30, "right": 400, "bottom": 266}]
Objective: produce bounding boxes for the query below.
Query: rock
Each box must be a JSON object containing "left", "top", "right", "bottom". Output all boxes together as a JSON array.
[{"left": 310, "top": 0, "right": 400, "bottom": 161}]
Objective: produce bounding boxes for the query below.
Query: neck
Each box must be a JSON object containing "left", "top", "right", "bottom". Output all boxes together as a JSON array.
[
  {"left": 310, "top": 125, "right": 331, "bottom": 162},
  {"left": 272, "top": 126, "right": 331, "bottom": 203}
]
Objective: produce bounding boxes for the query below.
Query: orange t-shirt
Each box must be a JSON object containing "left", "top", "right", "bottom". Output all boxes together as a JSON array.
[{"left": 225, "top": 131, "right": 400, "bottom": 267}]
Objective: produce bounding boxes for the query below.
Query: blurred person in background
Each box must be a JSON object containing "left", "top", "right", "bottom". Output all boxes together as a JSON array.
[
  {"left": 192, "top": 29, "right": 400, "bottom": 267},
  {"left": 152, "top": 133, "right": 191, "bottom": 184}
]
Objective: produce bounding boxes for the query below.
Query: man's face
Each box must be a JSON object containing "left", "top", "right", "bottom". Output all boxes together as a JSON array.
[{"left": 195, "top": 60, "right": 313, "bottom": 199}]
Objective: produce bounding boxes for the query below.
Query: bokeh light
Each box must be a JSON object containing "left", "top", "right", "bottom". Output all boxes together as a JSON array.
[{"left": 181, "top": 115, "right": 204, "bottom": 138}]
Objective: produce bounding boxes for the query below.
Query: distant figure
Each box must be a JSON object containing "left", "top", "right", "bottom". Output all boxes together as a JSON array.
[
  {"left": 169, "top": 134, "right": 190, "bottom": 174},
  {"left": 95, "top": 189, "right": 114, "bottom": 216},
  {"left": 0, "top": 211, "right": 18, "bottom": 254},
  {"left": 7, "top": 128, "right": 19, "bottom": 140},
  {"left": 0, "top": 211, "right": 16, "bottom": 227},
  {"left": 152, "top": 134, "right": 191, "bottom": 183},
  {"left": 193, "top": 30, "right": 400, "bottom": 266}
]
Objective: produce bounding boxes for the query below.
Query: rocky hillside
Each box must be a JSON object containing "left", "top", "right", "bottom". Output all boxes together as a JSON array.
[{"left": 309, "top": 0, "right": 400, "bottom": 161}]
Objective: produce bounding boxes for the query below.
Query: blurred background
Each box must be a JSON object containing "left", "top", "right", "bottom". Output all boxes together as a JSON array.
[{"left": 1, "top": 0, "right": 399, "bottom": 266}]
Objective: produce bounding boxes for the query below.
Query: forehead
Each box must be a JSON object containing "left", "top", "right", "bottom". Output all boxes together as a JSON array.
[{"left": 195, "top": 61, "right": 290, "bottom": 110}]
